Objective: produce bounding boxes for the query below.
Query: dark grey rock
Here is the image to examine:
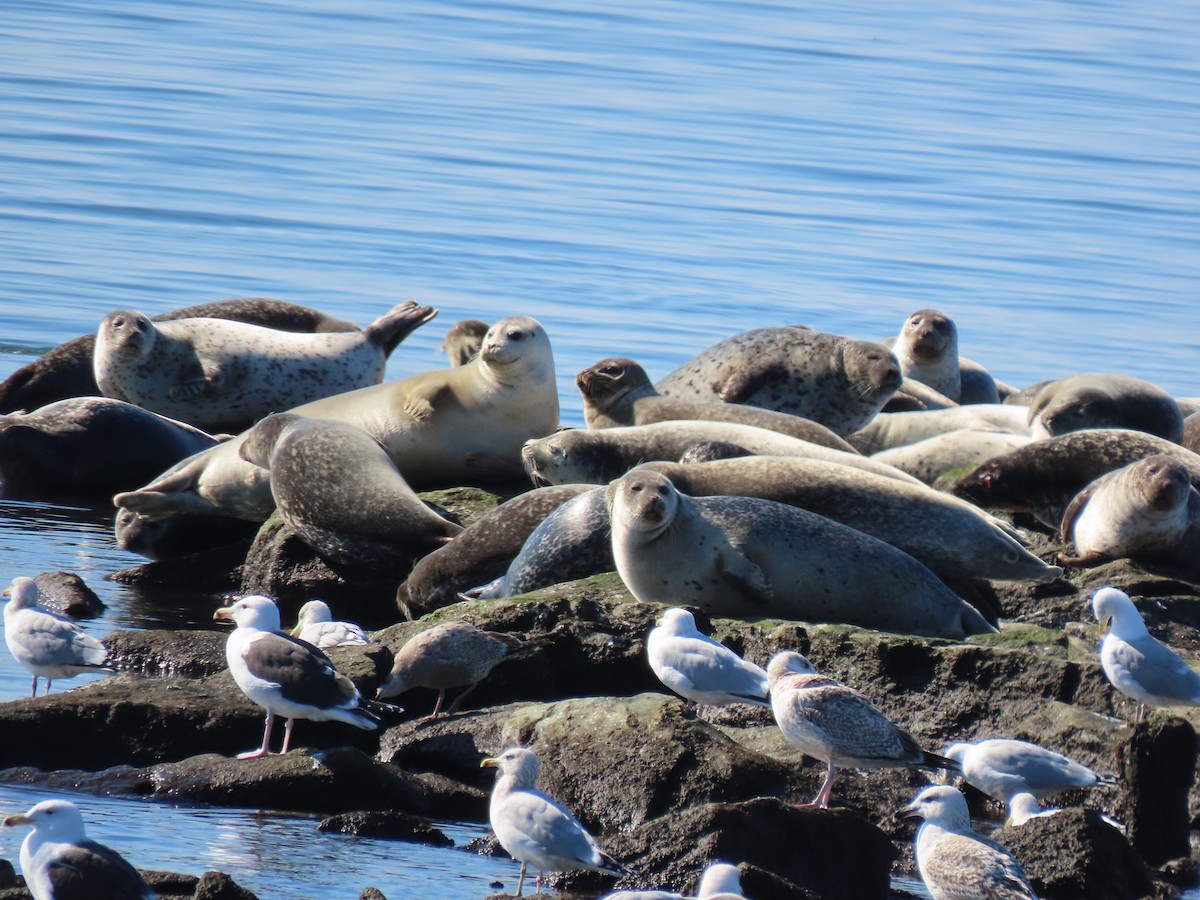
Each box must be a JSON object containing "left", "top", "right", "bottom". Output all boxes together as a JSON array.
[{"left": 318, "top": 810, "right": 453, "bottom": 846}]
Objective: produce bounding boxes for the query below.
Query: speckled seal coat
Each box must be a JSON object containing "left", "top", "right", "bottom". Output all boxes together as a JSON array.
[
  {"left": 93, "top": 301, "right": 437, "bottom": 432},
  {"left": 654, "top": 326, "right": 901, "bottom": 436},
  {"left": 1026, "top": 373, "right": 1184, "bottom": 443},
  {"left": 884, "top": 309, "right": 1000, "bottom": 405}
]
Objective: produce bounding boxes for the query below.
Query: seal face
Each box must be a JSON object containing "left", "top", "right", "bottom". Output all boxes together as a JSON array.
[
  {"left": 892, "top": 309, "right": 961, "bottom": 400},
  {"left": 1027, "top": 373, "right": 1184, "bottom": 443}
]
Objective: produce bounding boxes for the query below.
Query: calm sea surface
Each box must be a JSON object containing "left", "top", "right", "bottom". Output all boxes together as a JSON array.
[{"left": 0, "top": 0, "right": 1198, "bottom": 896}]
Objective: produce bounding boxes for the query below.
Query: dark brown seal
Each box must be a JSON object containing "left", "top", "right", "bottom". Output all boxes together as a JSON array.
[{"left": 1026, "top": 373, "right": 1184, "bottom": 443}]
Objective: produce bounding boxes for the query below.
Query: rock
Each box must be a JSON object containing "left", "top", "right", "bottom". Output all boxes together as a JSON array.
[
  {"left": 30, "top": 571, "right": 104, "bottom": 618},
  {"left": 144, "top": 870, "right": 202, "bottom": 897},
  {"left": 0, "top": 861, "right": 13, "bottom": 888},
  {"left": 109, "top": 541, "right": 249, "bottom": 592},
  {"left": 318, "top": 810, "right": 454, "bottom": 846},
  {"left": 193, "top": 870, "right": 259, "bottom": 900},
  {"left": 102, "top": 629, "right": 228, "bottom": 679},
  {"left": 995, "top": 808, "right": 1155, "bottom": 900},
  {"left": 1120, "top": 717, "right": 1197, "bottom": 866}
]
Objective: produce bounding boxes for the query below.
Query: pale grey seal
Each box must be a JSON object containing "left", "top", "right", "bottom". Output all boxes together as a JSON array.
[
  {"left": 577, "top": 357, "right": 857, "bottom": 451},
  {"left": 848, "top": 404, "right": 1030, "bottom": 455},
  {"left": 94, "top": 301, "right": 438, "bottom": 432},
  {"left": 238, "top": 412, "right": 462, "bottom": 573},
  {"left": 1184, "top": 412, "right": 1200, "bottom": 455},
  {"left": 1059, "top": 455, "right": 1200, "bottom": 575},
  {"left": 884, "top": 309, "right": 1000, "bottom": 404},
  {"left": 870, "top": 430, "right": 1034, "bottom": 484},
  {"left": 114, "top": 315, "right": 560, "bottom": 521},
  {"left": 655, "top": 326, "right": 901, "bottom": 435},
  {"left": 1026, "top": 373, "right": 1184, "bottom": 443},
  {"left": 440, "top": 319, "right": 489, "bottom": 366},
  {"left": 608, "top": 467, "right": 996, "bottom": 638}
]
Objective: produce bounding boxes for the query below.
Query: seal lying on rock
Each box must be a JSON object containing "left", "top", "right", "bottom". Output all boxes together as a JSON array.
[
  {"left": 608, "top": 467, "right": 996, "bottom": 638},
  {"left": 847, "top": 404, "right": 1030, "bottom": 455},
  {"left": 114, "top": 315, "right": 560, "bottom": 521},
  {"left": 870, "top": 430, "right": 1034, "bottom": 485},
  {"left": 522, "top": 421, "right": 922, "bottom": 489},
  {"left": 577, "top": 357, "right": 856, "bottom": 451},
  {"left": 882, "top": 309, "right": 1000, "bottom": 404},
  {"left": 94, "top": 301, "right": 438, "bottom": 432},
  {"left": 655, "top": 326, "right": 901, "bottom": 435},
  {"left": 1026, "top": 373, "right": 1184, "bottom": 443},
  {"left": 1059, "top": 455, "right": 1200, "bottom": 575}
]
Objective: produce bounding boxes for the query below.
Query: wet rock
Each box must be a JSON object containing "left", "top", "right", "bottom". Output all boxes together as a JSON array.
[
  {"left": 144, "top": 870, "right": 203, "bottom": 897},
  {"left": 318, "top": 810, "right": 453, "bottom": 846},
  {"left": 0, "top": 861, "right": 13, "bottom": 888},
  {"left": 193, "top": 870, "right": 259, "bottom": 900},
  {"left": 30, "top": 571, "right": 104, "bottom": 618},
  {"left": 109, "top": 541, "right": 248, "bottom": 593},
  {"left": 1120, "top": 717, "right": 1197, "bottom": 866},
  {"left": 996, "top": 808, "right": 1156, "bottom": 900},
  {"left": 102, "top": 629, "right": 228, "bottom": 679}
]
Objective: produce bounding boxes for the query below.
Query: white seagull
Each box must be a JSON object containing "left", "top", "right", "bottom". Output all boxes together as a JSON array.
[
  {"left": 3, "top": 798, "right": 153, "bottom": 900},
  {"left": 481, "top": 747, "right": 631, "bottom": 896},
  {"left": 767, "top": 650, "right": 959, "bottom": 808},
  {"left": 941, "top": 737, "right": 1116, "bottom": 802},
  {"left": 1092, "top": 586, "right": 1200, "bottom": 723},
  {"left": 214, "top": 594, "right": 379, "bottom": 759},
  {"left": 901, "top": 785, "right": 1037, "bottom": 900},
  {"left": 646, "top": 608, "right": 769, "bottom": 712},
  {"left": 3, "top": 576, "right": 111, "bottom": 697},
  {"left": 599, "top": 860, "right": 744, "bottom": 899},
  {"left": 290, "top": 599, "right": 368, "bottom": 649}
]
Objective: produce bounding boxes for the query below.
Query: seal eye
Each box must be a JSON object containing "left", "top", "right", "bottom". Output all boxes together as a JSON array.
[{"left": 507, "top": 330, "right": 524, "bottom": 342}]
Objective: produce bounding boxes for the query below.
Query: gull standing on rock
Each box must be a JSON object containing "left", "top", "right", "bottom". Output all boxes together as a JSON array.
[
  {"left": 481, "top": 747, "right": 631, "bottom": 896},
  {"left": 940, "top": 737, "right": 1116, "bottom": 802},
  {"left": 767, "top": 650, "right": 959, "bottom": 808},
  {"left": 290, "top": 599, "right": 368, "bottom": 649},
  {"left": 901, "top": 785, "right": 1037, "bottom": 900},
  {"left": 3, "top": 798, "right": 153, "bottom": 900},
  {"left": 378, "top": 620, "right": 523, "bottom": 720},
  {"left": 3, "top": 576, "right": 111, "bottom": 697},
  {"left": 1092, "top": 586, "right": 1200, "bottom": 723},
  {"left": 646, "top": 608, "right": 769, "bottom": 713},
  {"left": 214, "top": 594, "right": 379, "bottom": 759}
]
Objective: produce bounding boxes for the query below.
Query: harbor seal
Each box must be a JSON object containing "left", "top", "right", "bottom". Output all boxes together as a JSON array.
[
  {"left": 576, "top": 357, "right": 857, "bottom": 451},
  {"left": 640, "top": 457, "right": 1060, "bottom": 583},
  {"left": 521, "top": 421, "right": 922, "bottom": 488},
  {"left": 94, "top": 300, "right": 438, "bottom": 432},
  {"left": 441, "top": 319, "right": 489, "bottom": 366},
  {"left": 655, "top": 326, "right": 901, "bottom": 435},
  {"left": 870, "top": 430, "right": 1034, "bottom": 484},
  {"left": 0, "top": 297, "right": 359, "bottom": 414},
  {"left": 0, "top": 397, "right": 221, "bottom": 499},
  {"left": 238, "top": 413, "right": 463, "bottom": 573},
  {"left": 395, "top": 483, "right": 596, "bottom": 619},
  {"left": 1184, "top": 412, "right": 1200, "bottom": 455},
  {"left": 883, "top": 309, "right": 1000, "bottom": 404},
  {"left": 1059, "top": 455, "right": 1200, "bottom": 575},
  {"left": 952, "top": 429, "right": 1200, "bottom": 530},
  {"left": 847, "top": 405, "right": 1030, "bottom": 455},
  {"left": 1026, "top": 373, "right": 1184, "bottom": 443},
  {"left": 607, "top": 467, "right": 996, "bottom": 638},
  {"left": 114, "top": 506, "right": 259, "bottom": 561},
  {"left": 114, "top": 315, "right": 560, "bottom": 521}
]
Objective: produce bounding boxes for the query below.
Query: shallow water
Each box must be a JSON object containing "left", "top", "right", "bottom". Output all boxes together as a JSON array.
[{"left": 1, "top": 0, "right": 1198, "bottom": 896}]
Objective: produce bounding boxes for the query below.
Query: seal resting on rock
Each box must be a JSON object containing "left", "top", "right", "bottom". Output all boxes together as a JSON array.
[
  {"left": 608, "top": 466, "right": 996, "bottom": 639},
  {"left": 577, "top": 357, "right": 856, "bottom": 451},
  {"left": 882, "top": 309, "right": 1000, "bottom": 404},
  {"left": 847, "top": 404, "right": 1030, "bottom": 455},
  {"left": 94, "top": 301, "right": 438, "bottom": 432},
  {"left": 655, "top": 326, "right": 902, "bottom": 435},
  {"left": 1026, "top": 373, "right": 1184, "bottom": 443},
  {"left": 1059, "top": 455, "right": 1200, "bottom": 575},
  {"left": 114, "top": 315, "right": 560, "bottom": 521},
  {"left": 238, "top": 412, "right": 462, "bottom": 573},
  {"left": 869, "top": 430, "right": 1034, "bottom": 485}
]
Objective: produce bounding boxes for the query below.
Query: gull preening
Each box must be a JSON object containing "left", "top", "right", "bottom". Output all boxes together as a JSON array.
[{"left": 290, "top": 599, "right": 368, "bottom": 649}]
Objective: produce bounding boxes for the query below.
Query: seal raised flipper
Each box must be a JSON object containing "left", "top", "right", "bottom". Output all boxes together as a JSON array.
[{"left": 361, "top": 300, "right": 439, "bottom": 356}]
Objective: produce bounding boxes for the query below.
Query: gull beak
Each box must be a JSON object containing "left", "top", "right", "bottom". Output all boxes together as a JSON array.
[
  {"left": 2, "top": 814, "right": 29, "bottom": 827},
  {"left": 1097, "top": 617, "right": 1111, "bottom": 637},
  {"left": 1003, "top": 816, "right": 1014, "bottom": 828},
  {"left": 480, "top": 757, "right": 500, "bottom": 769},
  {"left": 897, "top": 803, "right": 920, "bottom": 821},
  {"left": 213, "top": 607, "right": 235, "bottom": 623},
  {"left": 290, "top": 624, "right": 303, "bottom": 637},
  {"left": 1, "top": 587, "right": 10, "bottom": 598}
]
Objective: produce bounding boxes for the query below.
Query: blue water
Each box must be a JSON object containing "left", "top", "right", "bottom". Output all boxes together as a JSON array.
[{"left": 1, "top": 0, "right": 1198, "bottom": 896}]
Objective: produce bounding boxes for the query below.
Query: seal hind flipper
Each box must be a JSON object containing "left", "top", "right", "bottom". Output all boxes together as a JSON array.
[{"left": 362, "top": 301, "right": 439, "bottom": 356}]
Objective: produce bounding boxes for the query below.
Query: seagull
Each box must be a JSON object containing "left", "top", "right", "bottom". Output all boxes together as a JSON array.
[
  {"left": 599, "top": 860, "right": 744, "bottom": 899},
  {"left": 481, "top": 747, "right": 631, "bottom": 896},
  {"left": 378, "top": 620, "right": 522, "bottom": 720},
  {"left": 900, "top": 785, "right": 1037, "bottom": 900},
  {"left": 3, "top": 798, "right": 153, "bottom": 899},
  {"left": 941, "top": 737, "right": 1116, "bottom": 802},
  {"left": 214, "top": 594, "right": 379, "bottom": 759},
  {"left": 290, "top": 599, "right": 368, "bottom": 649},
  {"left": 1005, "top": 792, "right": 1060, "bottom": 827},
  {"left": 1092, "top": 586, "right": 1200, "bottom": 723},
  {"left": 646, "top": 608, "right": 769, "bottom": 712},
  {"left": 767, "top": 650, "right": 959, "bottom": 808},
  {"left": 3, "top": 576, "right": 111, "bottom": 697}
]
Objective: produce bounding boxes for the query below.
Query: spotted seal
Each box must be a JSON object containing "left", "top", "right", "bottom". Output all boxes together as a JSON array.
[
  {"left": 847, "top": 405, "right": 1030, "bottom": 455},
  {"left": 1026, "top": 373, "right": 1184, "bottom": 443},
  {"left": 952, "top": 429, "right": 1200, "bottom": 530},
  {"left": 870, "top": 430, "right": 1034, "bottom": 484},
  {"left": 94, "top": 301, "right": 438, "bottom": 432},
  {"left": 883, "top": 309, "right": 1000, "bottom": 404},
  {"left": 440, "top": 319, "right": 489, "bottom": 366},
  {"left": 655, "top": 326, "right": 901, "bottom": 435},
  {"left": 608, "top": 467, "right": 996, "bottom": 638},
  {"left": 577, "top": 357, "right": 857, "bottom": 452},
  {"left": 521, "top": 421, "right": 922, "bottom": 488},
  {"left": 1184, "top": 412, "right": 1200, "bottom": 455},
  {"left": 114, "top": 315, "right": 560, "bottom": 521},
  {"left": 1059, "top": 455, "right": 1200, "bottom": 575},
  {"left": 0, "top": 397, "right": 221, "bottom": 499}
]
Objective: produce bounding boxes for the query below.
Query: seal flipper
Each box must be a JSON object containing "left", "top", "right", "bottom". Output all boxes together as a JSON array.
[
  {"left": 362, "top": 301, "right": 439, "bottom": 356},
  {"left": 717, "top": 366, "right": 773, "bottom": 404},
  {"left": 958, "top": 599, "right": 999, "bottom": 637},
  {"left": 168, "top": 361, "right": 225, "bottom": 402},
  {"left": 715, "top": 548, "right": 772, "bottom": 604},
  {"left": 1060, "top": 478, "right": 1102, "bottom": 543}
]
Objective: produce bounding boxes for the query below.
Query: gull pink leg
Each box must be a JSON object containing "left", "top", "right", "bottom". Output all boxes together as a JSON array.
[{"left": 237, "top": 711, "right": 275, "bottom": 759}]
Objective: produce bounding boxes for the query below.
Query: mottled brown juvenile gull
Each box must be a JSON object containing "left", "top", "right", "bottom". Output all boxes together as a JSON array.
[
  {"left": 290, "top": 599, "right": 368, "bottom": 649},
  {"left": 646, "top": 608, "right": 768, "bottom": 713},
  {"left": 214, "top": 594, "right": 379, "bottom": 759},
  {"left": 940, "top": 737, "right": 1115, "bottom": 802},
  {"left": 1093, "top": 585, "right": 1200, "bottom": 722},
  {"left": 481, "top": 747, "right": 631, "bottom": 896},
  {"left": 901, "top": 785, "right": 1037, "bottom": 900},
  {"left": 377, "top": 620, "right": 522, "bottom": 719},
  {"left": 767, "top": 650, "right": 959, "bottom": 808},
  {"left": 3, "top": 798, "right": 153, "bottom": 899},
  {"left": 3, "top": 576, "right": 111, "bottom": 697}
]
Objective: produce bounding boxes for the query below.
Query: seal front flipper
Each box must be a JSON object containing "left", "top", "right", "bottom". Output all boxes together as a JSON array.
[
  {"left": 1057, "top": 549, "right": 1113, "bottom": 568},
  {"left": 715, "top": 548, "right": 772, "bottom": 604},
  {"left": 717, "top": 366, "right": 775, "bottom": 404},
  {"left": 168, "top": 362, "right": 226, "bottom": 402}
]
